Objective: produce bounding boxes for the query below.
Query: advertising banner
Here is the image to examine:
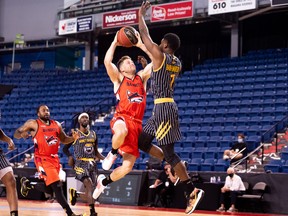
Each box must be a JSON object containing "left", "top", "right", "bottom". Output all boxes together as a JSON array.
[
  {"left": 103, "top": 9, "right": 138, "bottom": 29},
  {"left": 208, "top": 0, "right": 257, "bottom": 15},
  {"left": 59, "top": 16, "right": 93, "bottom": 35},
  {"left": 151, "top": 1, "right": 193, "bottom": 22}
]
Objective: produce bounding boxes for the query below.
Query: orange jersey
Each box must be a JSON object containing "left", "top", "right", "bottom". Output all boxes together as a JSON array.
[
  {"left": 33, "top": 119, "right": 61, "bottom": 156},
  {"left": 115, "top": 74, "right": 146, "bottom": 120}
]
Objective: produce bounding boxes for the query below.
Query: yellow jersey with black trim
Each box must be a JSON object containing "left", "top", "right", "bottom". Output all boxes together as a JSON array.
[{"left": 151, "top": 53, "right": 181, "bottom": 99}]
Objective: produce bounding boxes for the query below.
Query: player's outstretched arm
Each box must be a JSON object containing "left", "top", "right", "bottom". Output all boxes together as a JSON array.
[
  {"left": 135, "top": 31, "right": 153, "bottom": 62},
  {"left": 57, "top": 122, "right": 78, "bottom": 144},
  {"left": 14, "top": 119, "right": 36, "bottom": 139},
  {"left": 104, "top": 32, "right": 122, "bottom": 84},
  {"left": 138, "top": 1, "right": 163, "bottom": 68}
]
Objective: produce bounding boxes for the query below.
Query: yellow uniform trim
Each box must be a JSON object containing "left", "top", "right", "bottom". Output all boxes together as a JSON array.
[
  {"left": 77, "top": 158, "right": 95, "bottom": 161},
  {"left": 153, "top": 54, "right": 166, "bottom": 72},
  {"left": 74, "top": 166, "right": 85, "bottom": 174},
  {"left": 154, "top": 98, "right": 174, "bottom": 104},
  {"left": 156, "top": 122, "right": 164, "bottom": 138},
  {"left": 72, "top": 130, "right": 91, "bottom": 145},
  {"left": 79, "top": 130, "right": 90, "bottom": 137},
  {"left": 156, "top": 121, "right": 171, "bottom": 141},
  {"left": 159, "top": 125, "right": 171, "bottom": 140}
]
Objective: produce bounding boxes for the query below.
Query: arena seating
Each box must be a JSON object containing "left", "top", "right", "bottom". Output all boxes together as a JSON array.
[{"left": 1, "top": 48, "right": 288, "bottom": 171}]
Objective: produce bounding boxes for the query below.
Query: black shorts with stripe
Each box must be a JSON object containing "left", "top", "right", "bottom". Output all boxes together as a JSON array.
[
  {"left": 74, "top": 160, "right": 98, "bottom": 185},
  {"left": 143, "top": 102, "right": 181, "bottom": 146},
  {"left": 0, "top": 153, "right": 10, "bottom": 170}
]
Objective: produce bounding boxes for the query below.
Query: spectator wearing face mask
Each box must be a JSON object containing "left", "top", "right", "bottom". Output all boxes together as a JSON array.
[
  {"left": 216, "top": 167, "right": 246, "bottom": 212},
  {"left": 223, "top": 134, "right": 247, "bottom": 164}
]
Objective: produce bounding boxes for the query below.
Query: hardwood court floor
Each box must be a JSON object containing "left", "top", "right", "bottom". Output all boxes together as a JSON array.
[{"left": 0, "top": 198, "right": 286, "bottom": 216}]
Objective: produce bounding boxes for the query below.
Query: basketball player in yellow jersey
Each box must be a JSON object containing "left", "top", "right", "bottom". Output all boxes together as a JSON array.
[{"left": 138, "top": 1, "right": 204, "bottom": 214}]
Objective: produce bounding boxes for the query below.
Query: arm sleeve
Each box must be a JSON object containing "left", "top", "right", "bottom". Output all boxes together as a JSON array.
[{"left": 63, "top": 142, "right": 73, "bottom": 157}]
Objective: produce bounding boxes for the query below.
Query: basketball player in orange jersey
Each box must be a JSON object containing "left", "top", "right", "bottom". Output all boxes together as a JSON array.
[
  {"left": 0, "top": 129, "right": 18, "bottom": 216},
  {"left": 138, "top": 1, "right": 204, "bottom": 215},
  {"left": 92, "top": 32, "right": 152, "bottom": 199},
  {"left": 14, "top": 104, "right": 83, "bottom": 216}
]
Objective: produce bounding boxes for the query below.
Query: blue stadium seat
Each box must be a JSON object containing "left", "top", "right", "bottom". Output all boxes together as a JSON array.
[
  {"left": 183, "top": 147, "right": 194, "bottom": 153},
  {"left": 204, "top": 149, "right": 217, "bottom": 159},
  {"left": 174, "top": 147, "right": 183, "bottom": 153},
  {"left": 249, "top": 116, "right": 263, "bottom": 124},
  {"left": 220, "top": 136, "right": 233, "bottom": 147},
  {"left": 198, "top": 126, "right": 211, "bottom": 136},
  {"left": 210, "top": 126, "right": 223, "bottom": 136},
  {"left": 191, "top": 151, "right": 204, "bottom": 159},
  {"left": 188, "top": 158, "right": 203, "bottom": 171},
  {"left": 194, "top": 136, "right": 209, "bottom": 148},
  {"left": 236, "top": 125, "right": 248, "bottom": 134},
  {"left": 281, "top": 152, "right": 288, "bottom": 161},
  {"left": 200, "top": 158, "right": 216, "bottom": 171},
  {"left": 282, "top": 161, "right": 288, "bottom": 173},
  {"left": 264, "top": 159, "right": 283, "bottom": 173},
  {"left": 214, "top": 159, "right": 229, "bottom": 172},
  {"left": 222, "top": 126, "right": 236, "bottom": 137}
]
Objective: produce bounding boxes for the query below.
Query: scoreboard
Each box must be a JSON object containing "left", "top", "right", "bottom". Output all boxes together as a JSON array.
[
  {"left": 98, "top": 173, "right": 146, "bottom": 205},
  {"left": 67, "top": 170, "right": 148, "bottom": 206}
]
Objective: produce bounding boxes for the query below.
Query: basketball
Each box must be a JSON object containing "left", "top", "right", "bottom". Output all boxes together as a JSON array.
[{"left": 117, "top": 26, "right": 138, "bottom": 47}]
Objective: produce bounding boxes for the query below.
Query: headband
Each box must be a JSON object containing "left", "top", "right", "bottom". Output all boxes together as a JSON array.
[{"left": 78, "top": 112, "right": 89, "bottom": 121}]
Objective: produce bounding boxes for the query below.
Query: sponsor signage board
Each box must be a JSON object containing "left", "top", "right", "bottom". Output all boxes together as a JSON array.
[
  {"left": 59, "top": 16, "right": 93, "bottom": 35},
  {"left": 102, "top": 9, "right": 138, "bottom": 29},
  {"left": 151, "top": 0, "right": 193, "bottom": 22},
  {"left": 208, "top": 0, "right": 257, "bottom": 15}
]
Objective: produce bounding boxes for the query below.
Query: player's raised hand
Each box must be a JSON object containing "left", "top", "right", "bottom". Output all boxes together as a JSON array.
[
  {"left": 139, "top": 1, "right": 151, "bottom": 16},
  {"left": 113, "top": 31, "right": 120, "bottom": 46},
  {"left": 71, "top": 129, "right": 80, "bottom": 141}
]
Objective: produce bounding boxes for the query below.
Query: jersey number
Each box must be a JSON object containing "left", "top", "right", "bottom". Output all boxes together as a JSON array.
[{"left": 170, "top": 74, "right": 176, "bottom": 88}]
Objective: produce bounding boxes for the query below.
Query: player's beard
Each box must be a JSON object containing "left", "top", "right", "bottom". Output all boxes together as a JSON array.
[
  {"left": 40, "top": 115, "right": 50, "bottom": 123},
  {"left": 81, "top": 122, "right": 88, "bottom": 128}
]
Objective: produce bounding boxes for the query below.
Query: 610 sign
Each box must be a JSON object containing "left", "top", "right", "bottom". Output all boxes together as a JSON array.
[{"left": 213, "top": 2, "right": 226, "bottom": 9}]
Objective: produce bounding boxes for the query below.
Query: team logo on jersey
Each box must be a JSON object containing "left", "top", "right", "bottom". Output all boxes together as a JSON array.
[
  {"left": 127, "top": 90, "right": 143, "bottom": 103},
  {"left": 84, "top": 143, "right": 94, "bottom": 154},
  {"left": 44, "top": 135, "right": 58, "bottom": 146}
]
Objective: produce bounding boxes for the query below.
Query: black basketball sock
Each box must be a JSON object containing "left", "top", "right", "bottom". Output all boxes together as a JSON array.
[
  {"left": 10, "top": 211, "right": 18, "bottom": 216},
  {"left": 182, "top": 179, "right": 195, "bottom": 196},
  {"left": 50, "top": 181, "right": 73, "bottom": 215},
  {"left": 102, "top": 174, "right": 114, "bottom": 186},
  {"left": 111, "top": 148, "right": 118, "bottom": 155},
  {"left": 89, "top": 203, "right": 96, "bottom": 214}
]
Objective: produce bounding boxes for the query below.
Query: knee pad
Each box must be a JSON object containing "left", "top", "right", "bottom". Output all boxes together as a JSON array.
[
  {"left": 138, "top": 132, "right": 154, "bottom": 153},
  {"left": 160, "top": 145, "right": 181, "bottom": 167}
]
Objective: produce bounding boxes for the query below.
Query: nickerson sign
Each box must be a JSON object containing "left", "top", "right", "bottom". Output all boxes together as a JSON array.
[{"left": 102, "top": 9, "right": 138, "bottom": 29}]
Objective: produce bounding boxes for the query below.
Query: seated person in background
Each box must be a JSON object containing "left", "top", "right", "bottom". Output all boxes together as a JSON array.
[
  {"left": 146, "top": 155, "right": 162, "bottom": 170},
  {"left": 146, "top": 163, "right": 177, "bottom": 207},
  {"left": 223, "top": 134, "right": 247, "bottom": 164},
  {"left": 216, "top": 167, "right": 246, "bottom": 212}
]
